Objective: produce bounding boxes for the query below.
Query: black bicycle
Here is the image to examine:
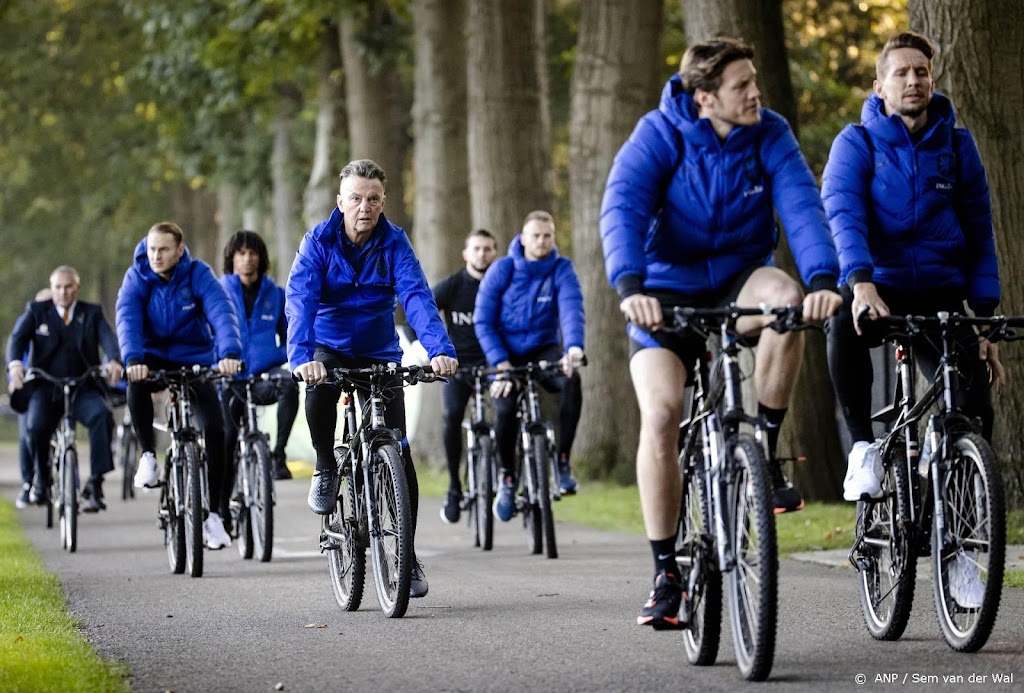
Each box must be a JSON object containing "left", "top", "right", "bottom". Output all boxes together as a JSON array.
[
  {"left": 110, "top": 389, "right": 139, "bottom": 501},
  {"left": 317, "top": 363, "right": 441, "bottom": 618},
  {"left": 144, "top": 366, "right": 217, "bottom": 578},
  {"left": 25, "top": 366, "right": 106, "bottom": 552},
  {"left": 850, "top": 311, "right": 1023, "bottom": 652},
  {"left": 461, "top": 367, "right": 497, "bottom": 551},
  {"left": 664, "top": 303, "right": 809, "bottom": 682}
]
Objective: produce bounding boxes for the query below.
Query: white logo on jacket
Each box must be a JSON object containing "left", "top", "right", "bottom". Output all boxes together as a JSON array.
[
  {"left": 36, "top": 324, "right": 50, "bottom": 336},
  {"left": 743, "top": 184, "right": 765, "bottom": 198}
]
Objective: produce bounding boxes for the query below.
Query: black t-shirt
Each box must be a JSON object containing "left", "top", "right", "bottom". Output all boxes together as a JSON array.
[{"left": 433, "top": 268, "right": 485, "bottom": 366}]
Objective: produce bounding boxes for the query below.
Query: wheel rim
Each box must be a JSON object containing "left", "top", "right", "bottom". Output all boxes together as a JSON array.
[{"left": 372, "top": 462, "right": 402, "bottom": 608}]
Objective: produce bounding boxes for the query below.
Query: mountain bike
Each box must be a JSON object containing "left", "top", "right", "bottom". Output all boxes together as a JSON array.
[
  {"left": 849, "top": 311, "right": 1024, "bottom": 652},
  {"left": 111, "top": 390, "right": 139, "bottom": 501},
  {"left": 666, "top": 303, "right": 809, "bottom": 682},
  {"left": 223, "top": 372, "right": 288, "bottom": 563},
  {"left": 462, "top": 367, "right": 497, "bottom": 550},
  {"left": 317, "top": 363, "right": 441, "bottom": 618},
  {"left": 26, "top": 366, "right": 106, "bottom": 553},
  {"left": 145, "top": 366, "right": 217, "bottom": 578}
]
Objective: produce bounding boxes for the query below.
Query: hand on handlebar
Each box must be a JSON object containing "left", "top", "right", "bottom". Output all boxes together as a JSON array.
[
  {"left": 852, "top": 282, "right": 890, "bottom": 335},
  {"left": 489, "top": 361, "right": 514, "bottom": 399},
  {"left": 293, "top": 361, "right": 328, "bottom": 386},
  {"left": 980, "top": 339, "right": 1007, "bottom": 392},
  {"left": 620, "top": 294, "right": 663, "bottom": 330},
  {"left": 430, "top": 354, "right": 459, "bottom": 378},
  {"left": 105, "top": 361, "right": 124, "bottom": 386},
  {"left": 127, "top": 364, "right": 149, "bottom": 382},
  {"left": 217, "top": 358, "right": 242, "bottom": 377},
  {"left": 802, "top": 289, "right": 843, "bottom": 324},
  {"left": 7, "top": 363, "right": 25, "bottom": 391},
  {"left": 560, "top": 347, "right": 585, "bottom": 377}
]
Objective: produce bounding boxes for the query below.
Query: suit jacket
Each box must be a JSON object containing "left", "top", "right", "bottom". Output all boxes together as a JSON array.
[{"left": 6, "top": 299, "right": 120, "bottom": 380}]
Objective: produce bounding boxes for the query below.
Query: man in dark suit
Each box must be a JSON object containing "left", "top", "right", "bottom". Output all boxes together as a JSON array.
[{"left": 6, "top": 266, "right": 123, "bottom": 511}]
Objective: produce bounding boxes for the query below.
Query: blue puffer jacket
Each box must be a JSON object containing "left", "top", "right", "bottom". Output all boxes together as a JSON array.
[
  {"left": 474, "top": 236, "right": 585, "bottom": 366},
  {"left": 600, "top": 74, "right": 838, "bottom": 298},
  {"left": 116, "top": 239, "right": 242, "bottom": 366},
  {"left": 821, "top": 93, "right": 999, "bottom": 314},
  {"left": 220, "top": 274, "right": 288, "bottom": 376},
  {"left": 286, "top": 209, "right": 455, "bottom": 364}
]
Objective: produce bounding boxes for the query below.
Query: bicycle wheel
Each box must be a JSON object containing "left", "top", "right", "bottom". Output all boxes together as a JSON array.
[
  {"left": 678, "top": 449, "right": 722, "bottom": 667},
  {"left": 518, "top": 434, "right": 542, "bottom": 555},
  {"left": 251, "top": 437, "right": 275, "bottom": 563},
  {"left": 532, "top": 433, "right": 557, "bottom": 559},
  {"left": 183, "top": 442, "right": 204, "bottom": 578},
  {"left": 60, "top": 448, "right": 79, "bottom": 553},
  {"left": 45, "top": 438, "right": 57, "bottom": 529},
  {"left": 235, "top": 449, "right": 254, "bottom": 560},
  {"left": 120, "top": 426, "right": 138, "bottom": 501},
  {"left": 724, "top": 434, "right": 777, "bottom": 682},
  {"left": 475, "top": 436, "right": 495, "bottom": 551},
  {"left": 369, "top": 444, "right": 413, "bottom": 618},
  {"left": 327, "top": 465, "right": 366, "bottom": 611},
  {"left": 164, "top": 459, "right": 186, "bottom": 574},
  {"left": 856, "top": 445, "right": 915, "bottom": 641},
  {"left": 932, "top": 433, "right": 1005, "bottom": 652}
]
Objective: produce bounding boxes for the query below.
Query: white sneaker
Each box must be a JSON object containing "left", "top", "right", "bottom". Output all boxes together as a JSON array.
[
  {"left": 134, "top": 452, "right": 159, "bottom": 488},
  {"left": 843, "top": 441, "right": 882, "bottom": 501},
  {"left": 948, "top": 551, "right": 985, "bottom": 609},
  {"left": 204, "top": 512, "right": 231, "bottom": 550}
]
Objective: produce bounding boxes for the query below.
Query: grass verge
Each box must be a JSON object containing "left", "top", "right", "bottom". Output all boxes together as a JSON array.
[{"left": 0, "top": 499, "right": 129, "bottom": 692}]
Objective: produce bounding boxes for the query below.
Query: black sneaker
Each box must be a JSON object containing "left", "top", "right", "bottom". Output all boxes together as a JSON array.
[
  {"left": 637, "top": 570, "right": 686, "bottom": 630},
  {"left": 30, "top": 481, "right": 51, "bottom": 506},
  {"left": 81, "top": 477, "right": 106, "bottom": 513},
  {"left": 769, "top": 458, "right": 804, "bottom": 514},
  {"left": 15, "top": 483, "right": 31, "bottom": 509},
  {"left": 410, "top": 558, "right": 429, "bottom": 598},
  {"left": 274, "top": 450, "right": 292, "bottom": 480},
  {"left": 307, "top": 469, "right": 339, "bottom": 515},
  {"left": 440, "top": 488, "right": 461, "bottom": 524},
  {"left": 557, "top": 453, "right": 577, "bottom": 495}
]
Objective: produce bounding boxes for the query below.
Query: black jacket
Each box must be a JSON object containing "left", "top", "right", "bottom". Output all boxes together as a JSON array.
[{"left": 6, "top": 299, "right": 121, "bottom": 373}]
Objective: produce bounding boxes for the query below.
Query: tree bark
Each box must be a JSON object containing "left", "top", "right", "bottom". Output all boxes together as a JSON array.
[
  {"left": 171, "top": 182, "right": 218, "bottom": 266},
  {"left": 569, "top": 0, "right": 663, "bottom": 481},
  {"left": 271, "top": 86, "right": 302, "bottom": 284},
  {"left": 466, "top": 0, "right": 552, "bottom": 247},
  {"left": 682, "top": 0, "right": 843, "bottom": 499},
  {"left": 910, "top": 0, "right": 1024, "bottom": 505},
  {"left": 216, "top": 181, "right": 240, "bottom": 258},
  {"left": 339, "top": 3, "right": 410, "bottom": 230},
  {"left": 303, "top": 24, "right": 343, "bottom": 232}
]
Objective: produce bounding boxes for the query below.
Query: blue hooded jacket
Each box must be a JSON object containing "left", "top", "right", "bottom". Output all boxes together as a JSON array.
[
  {"left": 116, "top": 239, "right": 242, "bottom": 366},
  {"left": 474, "top": 236, "right": 585, "bottom": 366},
  {"left": 600, "top": 74, "right": 838, "bottom": 299},
  {"left": 285, "top": 209, "right": 455, "bottom": 365},
  {"left": 220, "top": 273, "right": 288, "bottom": 376},
  {"left": 821, "top": 93, "right": 999, "bottom": 314}
]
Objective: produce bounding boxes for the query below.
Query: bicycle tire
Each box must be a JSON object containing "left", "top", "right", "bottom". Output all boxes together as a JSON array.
[
  {"left": 235, "top": 448, "right": 254, "bottom": 560},
  {"left": 251, "top": 437, "right": 275, "bottom": 563},
  {"left": 46, "top": 439, "right": 57, "bottom": 529},
  {"left": 61, "top": 448, "right": 79, "bottom": 553},
  {"left": 532, "top": 433, "right": 557, "bottom": 559},
  {"left": 856, "top": 445, "right": 915, "bottom": 641},
  {"left": 369, "top": 444, "right": 413, "bottom": 618},
  {"left": 466, "top": 441, "right": 480, "bottom": 548},
  {"left": 183, "top": 442, "right": 204, "bottom": 578},
  {"left": 327, "top": 465, "right": 366, "bottom": 612},
  {"left": 164, "top": 458, "right": 186, "bottom": 575},
  {"left": 120, "top": 425, "right": 138, "bottom": 501},
  {"left": 724, "top": 434, "right": 777, "bottom": 682},
  {"left": 931, "top": 432, "right": 1005, "bottom": 652},
  {"left": 475, "top": 436, "right": 495, "bottom": 551},
  {"left": 679, "top": 447, "right": 722, "bottom": 667}
]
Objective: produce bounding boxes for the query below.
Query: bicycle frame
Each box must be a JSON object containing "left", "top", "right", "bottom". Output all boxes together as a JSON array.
[
  {"left": 160, "top": 372, "right": 210, "bottom": 519},
  {"left": 514, "top": 367, "right": 559, "bottom": 506}
]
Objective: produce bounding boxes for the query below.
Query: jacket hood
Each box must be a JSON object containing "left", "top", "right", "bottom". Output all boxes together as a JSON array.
[
  {"left": 131, "top": 236, "right": 195, "bottom": 286},
  {"left": 862, "top": 92, "right": 956, "bottom": 145},
  {"left": 657, "top": 73, "right": 762, "bottom": 151},
  {"left": 508, "top": 235, "right": 562, "bottom": 276}
]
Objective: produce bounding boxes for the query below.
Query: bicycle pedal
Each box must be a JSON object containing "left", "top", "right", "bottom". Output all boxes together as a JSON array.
[{"left": 319, "top": 538, "right": 339, "bottom": 553}]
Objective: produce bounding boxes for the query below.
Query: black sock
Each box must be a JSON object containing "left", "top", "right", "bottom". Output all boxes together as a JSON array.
[
  {"left": 650, "top": 536, "right": 678, "bottom": 577},
  {"left": 758, "top": 403, "right": 787, "bottom": 459}
]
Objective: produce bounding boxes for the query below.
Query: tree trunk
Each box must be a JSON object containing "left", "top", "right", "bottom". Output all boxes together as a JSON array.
[
  {"left": 569, "top": 0, "right": 663, "bottom": 481},
  {"left": 339, "top": 4, "right": 410, "bottom": 230},
  {"left": 304, "top": 24, "right": 343, "bottom": 232},
  {"left": 682, "top": 0, "right": 843, "bottom": 499},
  {"left": 216, "top": 181, "right": 240, "bottom": 257},
  {"left": 466, "top": 0, "right": 552, "bottom": 248},
  {"left": 910, "top": 0, "right": 1024, "bottom": 505},
  {"left": 271, "top": 86, "right": 301, "bottom": 284},
  {"left": 171, "top": 182, "right": 218, "bottom": 266}
]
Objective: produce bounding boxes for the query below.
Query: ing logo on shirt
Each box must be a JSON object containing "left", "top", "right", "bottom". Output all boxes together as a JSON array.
[{"left": 451, "top": 311, "right": 473, "bottom": 326}]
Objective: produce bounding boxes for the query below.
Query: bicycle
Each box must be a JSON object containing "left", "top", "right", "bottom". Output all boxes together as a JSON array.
[
  {"left": 489, "top": 358, "right": 585, "bottom": 560},
  {"left": 461, "top": 367, "right": 497, "bottom": 551},
  {"left": 317, "top": 363, "right": 441, "bottom": 618},
  {"left": 849, "top": 311, "right": 1023, "bottom": 652},
  {"left": 222, "top": 371, "right": 289, "bottom": 563},
  {"left": 664, "top": 303, "right": 809, "bottom": 682},
  {"left": 109, "top": 389, "right": 139, "bottom": 501},
  {"left": 144, "top": 365, "right": 218, "bottom": 578},
  {"left": 25, "top": 365, "right": 106, "bottom": 553}
]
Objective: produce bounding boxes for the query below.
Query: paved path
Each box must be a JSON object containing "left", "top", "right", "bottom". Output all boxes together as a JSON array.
[{"left": 3, "top": 449, "right": 1022, "bottom": 692}]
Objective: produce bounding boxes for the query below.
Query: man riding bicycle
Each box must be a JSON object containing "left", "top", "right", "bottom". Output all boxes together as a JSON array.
[
  {"left": 473, "top": 210, "right": 586, "bottom": 522},
  {"left": 600, "top": 37, "right": 841, "bottom": 628},
  {"left": 6, "top": 267, "right": 123, "bottom": 512},
  {"left": 116, "top": 221, "right": 242, "bottom": 550}
]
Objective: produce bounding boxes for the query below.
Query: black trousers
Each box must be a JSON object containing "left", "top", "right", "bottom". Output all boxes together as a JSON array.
[{"left": 441, "top": 372, "right": 475, "bottom": 491}]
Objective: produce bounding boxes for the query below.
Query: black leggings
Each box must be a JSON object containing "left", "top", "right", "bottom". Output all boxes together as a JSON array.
[
  {"left": 303, "top": 347, "right": 420, "bottom": 538},
  {"left": 494, "top": 345, "right": 582, "bottom": 477},
  {"left": 441, "top": 373, "right": 475, "bottom": 490},
  {"left": 826, "top": 286, "right": 993, "bottom": 443}
]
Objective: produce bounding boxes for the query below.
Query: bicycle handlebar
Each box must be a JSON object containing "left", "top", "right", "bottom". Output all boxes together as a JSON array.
[
  {"left": 656, "top": 303, "right": 813, "bottom": 336},
  {"left": 856, "top": 311, "right": 1024, "bottom": 344},
  {"left": 24, "top": 365, "right": 107, "bottom": 388},
  {"left": 295, "top": 363, "right": 444, "bottom": 388},
  {"left": 476, "top": 355, "right": 588, "bottom": 380}
]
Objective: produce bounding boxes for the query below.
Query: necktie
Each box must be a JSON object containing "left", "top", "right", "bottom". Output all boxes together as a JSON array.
[{"left": 63, "top": 309, "right": 70, "bottom": 326}]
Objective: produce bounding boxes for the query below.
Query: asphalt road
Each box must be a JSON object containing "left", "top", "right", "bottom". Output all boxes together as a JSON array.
[{"left": 3, "top": 449, "right": 1022, "bottom": 693}]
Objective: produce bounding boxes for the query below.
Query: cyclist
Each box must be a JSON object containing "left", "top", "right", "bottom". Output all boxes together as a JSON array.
[
  {"left": 287, "top": 159, "right": 457, "bottom": 599},
  {"left": 116, "top": 221, "right": 242, "bottom": 550},
  {"left": 218, "top": 229, "right": 299, "bottom": 495},
  {"left": 600, "top": 37, "right": 841, "bottom": 627},
  {"left": 428, "top": 229, "right": 499, "bottom": 524},
  {"left": 474, "top": 210, "right": 586, "bottom": 522},
  {"left": 9, "top": 287, "right": 50, "bottom": 508},
  {"left": 6, "top": 269, "right": 122, "bottom": 513},
  {"left": 822, "top": 31, "right": 1001, "bottom": 521}
]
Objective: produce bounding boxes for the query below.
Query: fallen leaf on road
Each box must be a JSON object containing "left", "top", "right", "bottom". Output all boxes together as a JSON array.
[
  {"left": 275, "top": 683, "right": 285, "bottom": 691},
  {"left": 304, "top": 623, "right": 328, "bottom": 629}
]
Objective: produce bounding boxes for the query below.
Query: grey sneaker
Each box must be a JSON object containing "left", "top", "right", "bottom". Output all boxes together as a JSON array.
[
  {"left": 410, "top": 558, "right": 429, "bottom": 598},
  {"left": 307, "top": 469, "right": 339, "bottom": 515},
  {"left": 15, "top": 483, "right": 31, "bottom": 509}
]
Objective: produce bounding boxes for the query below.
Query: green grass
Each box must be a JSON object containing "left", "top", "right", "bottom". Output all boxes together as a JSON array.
[{"left": 0, "top": 500, "right": 129, "bottom": 692}]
